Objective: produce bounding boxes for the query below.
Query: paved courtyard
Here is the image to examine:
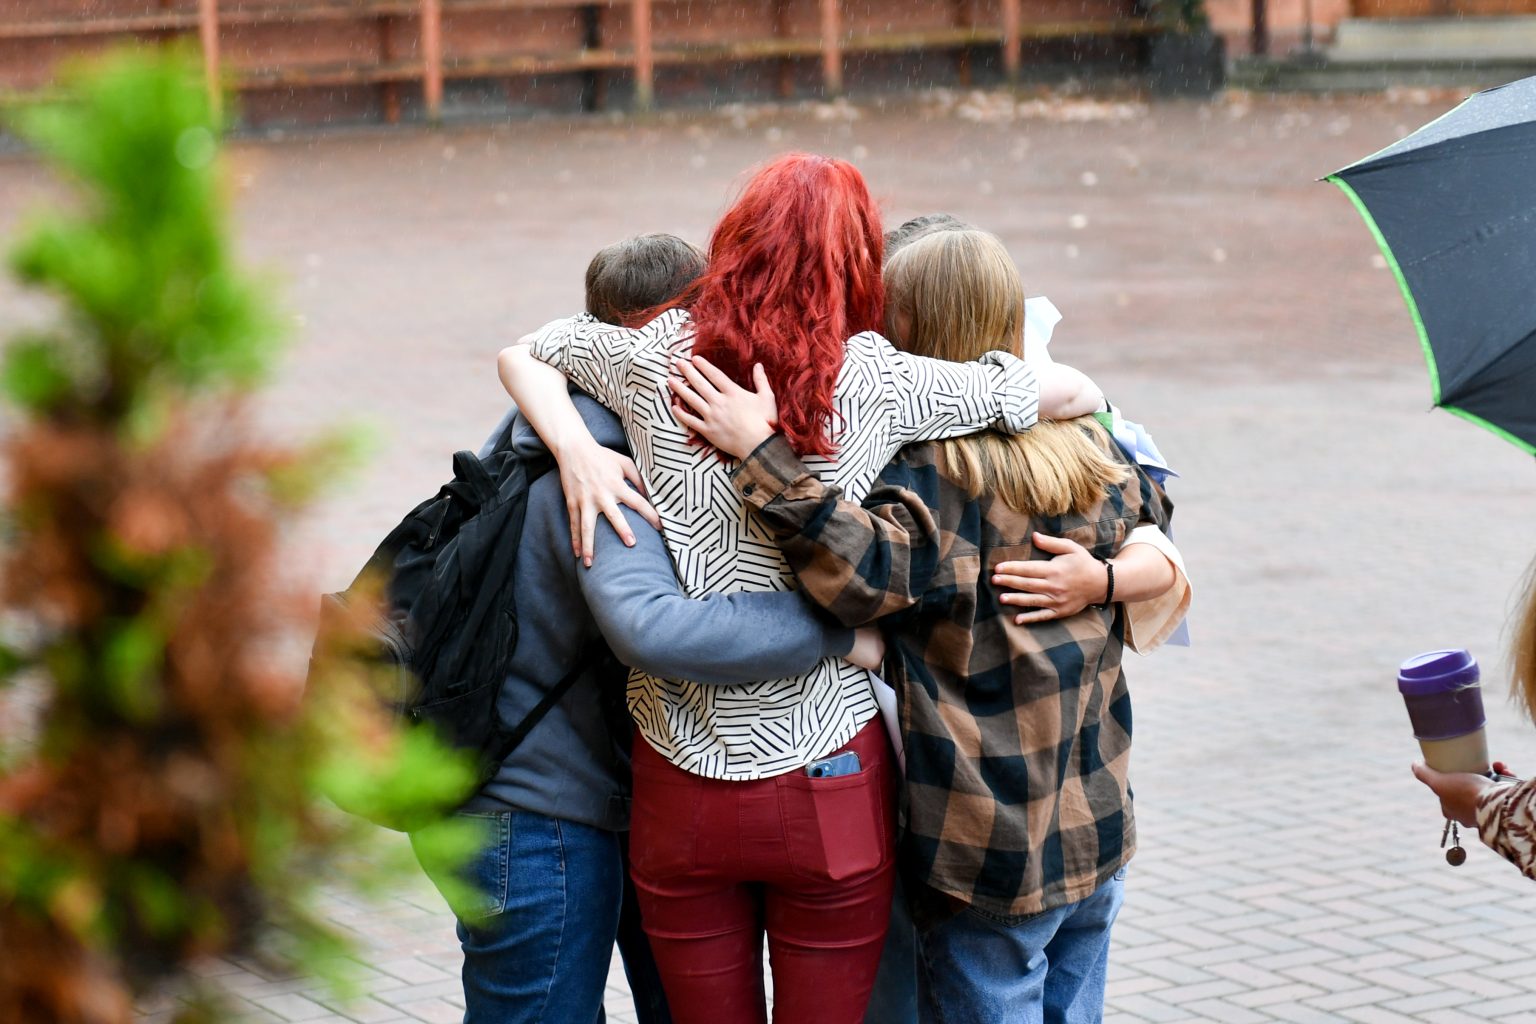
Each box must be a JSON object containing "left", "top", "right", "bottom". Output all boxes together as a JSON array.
[{"left": 5, "top": 86, "right": 1536, "bottom": 1022}]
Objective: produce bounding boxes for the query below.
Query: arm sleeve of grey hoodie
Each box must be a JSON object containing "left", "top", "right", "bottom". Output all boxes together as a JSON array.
[
  {"left": 576, "top": 506, "right": 855, "bottom": 686},
  {"left": 477, "top": 404, "right": 519, "bottom": 459}
]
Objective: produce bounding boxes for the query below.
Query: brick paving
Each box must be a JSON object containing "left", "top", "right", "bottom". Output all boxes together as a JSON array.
[{"left": 6, "top": 87, "right": 1536, "bottom": 1022}]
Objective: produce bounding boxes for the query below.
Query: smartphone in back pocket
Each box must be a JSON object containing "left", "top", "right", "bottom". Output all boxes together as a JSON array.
[{"left": 805, "top": 750, "right": 862, "bottom": 778}]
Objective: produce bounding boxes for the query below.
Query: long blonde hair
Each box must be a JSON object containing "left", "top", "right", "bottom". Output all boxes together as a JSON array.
[
  {"left": 1514, "top": 561, "right": 1536, "bottom": 719},
  {"left": 883, "top": 229, "right": 1127, "bottom": 517}
]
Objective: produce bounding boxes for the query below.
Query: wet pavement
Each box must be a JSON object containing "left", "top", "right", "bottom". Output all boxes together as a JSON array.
[{"left": 4, "top": 86, "right": 1536, "bottom": 1022}]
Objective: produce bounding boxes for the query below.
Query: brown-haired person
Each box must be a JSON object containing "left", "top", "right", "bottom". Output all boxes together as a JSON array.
[
  {"left": 586, "top": 233, "right": 706, "bottom": 328},
  {"left": 1414, "top": 569, "right": 1536, "bottom": 877},
  {"left": 669, "top": 227, "right": 1186, "bottom": 1024}
]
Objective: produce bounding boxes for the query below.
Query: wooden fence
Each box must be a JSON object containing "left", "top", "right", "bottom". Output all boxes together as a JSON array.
[{"left": 1, "top": 1, "right": 1154, "bottom": 119}]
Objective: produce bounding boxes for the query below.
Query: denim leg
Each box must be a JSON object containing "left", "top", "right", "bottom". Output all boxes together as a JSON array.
[
  {"left": 862, "top": 878, "right": 918, "bottom": 1024},
  {"left": 913, "top": 874, "right": 1125, "bottom": 1024},
  {"left": 916, "top": 902, "right": 1060, "bottom": 1024},
  {"left": 413, "top": 811, "right": 623, "bottom": 1024},
  {"left": 1040, "top": 872, "right": 1125, "bottom": 1024}
]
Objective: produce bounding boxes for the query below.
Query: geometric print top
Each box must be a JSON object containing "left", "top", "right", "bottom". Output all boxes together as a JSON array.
[{"left": 528, "top": 309, "right": 1040, "bottom": 781}]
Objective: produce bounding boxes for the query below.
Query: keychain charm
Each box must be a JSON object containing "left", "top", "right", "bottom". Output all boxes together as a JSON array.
[{"left": 1441, "top": 819, "right": 1467, "bottom": 866}]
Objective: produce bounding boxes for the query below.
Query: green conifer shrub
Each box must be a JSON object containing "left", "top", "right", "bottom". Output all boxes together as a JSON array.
[{"left": 0, "top": 51, "right": 477, "bottom": 1024}]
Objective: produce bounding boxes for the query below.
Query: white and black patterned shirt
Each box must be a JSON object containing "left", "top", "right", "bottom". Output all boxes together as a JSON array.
[{"left": 528, "top": 309, "right": 1039, "bottom": 781}]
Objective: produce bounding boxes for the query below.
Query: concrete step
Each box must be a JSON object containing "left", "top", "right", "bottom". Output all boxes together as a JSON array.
[
  {"left": 1230, "top": 53, "right": 1536, "bottom": 91},
  {"left": 1331, "top": 15, "right": 1536, "bottom": 61}
]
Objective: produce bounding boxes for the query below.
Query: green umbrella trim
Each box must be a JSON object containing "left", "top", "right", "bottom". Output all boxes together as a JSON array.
[
  {"left": 1328, "top": 174, "right": 1536, "bottom": 457},
  {"left": 1443, "top": 406, "right": 1536, "bottom": 457},
  {"left": 1326, "top": 174, "right": 1441, "bottom": 405}
]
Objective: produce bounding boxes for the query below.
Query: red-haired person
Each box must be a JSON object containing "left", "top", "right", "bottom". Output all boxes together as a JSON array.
[{"left": 496, "top": 154, "right": 1102, "bottom": 1024}]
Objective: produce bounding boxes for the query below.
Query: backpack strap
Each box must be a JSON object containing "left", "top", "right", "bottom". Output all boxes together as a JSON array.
[
  {"left": 486, "top": 647, "right": 612, "bottom": 768},
  {"left": 447, "top": 450, "right": 499, "bottom": 510}
]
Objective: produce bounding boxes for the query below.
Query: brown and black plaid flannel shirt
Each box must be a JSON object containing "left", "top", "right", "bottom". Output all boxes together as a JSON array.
[{"left": 731, "top": 421, "right": 1169, "bottom": 918}]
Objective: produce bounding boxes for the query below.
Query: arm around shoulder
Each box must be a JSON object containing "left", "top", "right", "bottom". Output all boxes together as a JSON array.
[
  {"left": 497, "top": 341, "right": 658, "bottom": 561},
  {"left": 1038, "top": 362, "right": 1105, "bottom": 421},
  {"left": 884, "top": 341, "right": 1040, "bottom": 445},
  {"left": 497, "top": 343, "right": 586, "bottom": 457},
  {"left": 576, "top": 505, "right": 852, "bottom": 685},
  {"left": 734, "top": 435, "right": 945, "bottom": 627}
]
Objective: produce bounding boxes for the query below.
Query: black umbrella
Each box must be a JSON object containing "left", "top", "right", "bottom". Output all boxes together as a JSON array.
[{"left": 1328, "top": 76, "right": 1536, "bottom": 456}]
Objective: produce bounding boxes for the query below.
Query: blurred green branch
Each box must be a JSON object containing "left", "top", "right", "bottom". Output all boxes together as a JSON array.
[{"left": 0, "top": 49, "right": 474, "bottom": 1024}]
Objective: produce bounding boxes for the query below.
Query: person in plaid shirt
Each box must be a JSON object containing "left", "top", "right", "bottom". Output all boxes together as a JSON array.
[{"left": 669, "top": 227, "right": 1183, "bottom": 1024}]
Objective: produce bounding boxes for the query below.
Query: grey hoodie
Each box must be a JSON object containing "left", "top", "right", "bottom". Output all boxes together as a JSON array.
[{"left": 466, "top": 396, "right": 852, "bottom": 829}]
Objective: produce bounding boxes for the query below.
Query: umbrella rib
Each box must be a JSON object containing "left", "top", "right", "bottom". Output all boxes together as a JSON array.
[
  {"left": 1324, "top": 91, "right": 1481, "bottom": 176},
  {"left": 1439, "top": 321, "right": 1536, "bottom": 408},
  {"left": 1396, "top": 204, "right": 1536, "bottom": 271}
]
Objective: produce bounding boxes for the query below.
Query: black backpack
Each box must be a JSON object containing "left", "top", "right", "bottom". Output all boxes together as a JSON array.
[{"left": 309, "top": 419, "right": 605, "bottom": 830}]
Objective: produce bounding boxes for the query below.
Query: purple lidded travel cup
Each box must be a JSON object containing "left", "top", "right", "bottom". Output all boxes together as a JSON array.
[{"left": 1398, "top": 649, "right": 1491, "bottom": 775}]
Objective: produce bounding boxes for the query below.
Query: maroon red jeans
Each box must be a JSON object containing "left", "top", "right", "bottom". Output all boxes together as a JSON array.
[{"left": 628, "top": 718, "right": 897, "bottom": 1024}]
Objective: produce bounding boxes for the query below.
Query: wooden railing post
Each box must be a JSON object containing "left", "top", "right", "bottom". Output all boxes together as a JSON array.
[
  {"left": 379, "top": 13, "right": 400, "bottom": 123},
  {"left": 953, "top": 0, "right": 973, "bottom": 86},
  {"left": 632, "top": 0, "right": 654, "bottom": 111},
  {"left": 1001, "top": 0, "right": 1022, "bottom": 82},
  {"left": 197, "top": 0, "right": 221, "bottom": 119},
  {"left": 819, "top": 0, "right": 842, "bottom": 96},
  {"left": 772, "top": 0, "right": 793, "bottom": 98},
  {"left": 421, "top": 0, "right": 443, "bottom": 122}
]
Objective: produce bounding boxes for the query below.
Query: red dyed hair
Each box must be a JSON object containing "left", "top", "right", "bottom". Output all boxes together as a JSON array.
[{"left": 683, "top": 153, "right": 884, "bottom": 458}]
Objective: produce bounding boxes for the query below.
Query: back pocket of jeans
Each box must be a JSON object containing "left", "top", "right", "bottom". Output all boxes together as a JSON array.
[
  {"left": 413, "top": 812, "right": 509, "bottom": 922},
  {"left": 778, "top": 765, "right": 889, "bottom": 883},
  {"left": 629, "top": 772, "right": 701, "bottom": 882}
]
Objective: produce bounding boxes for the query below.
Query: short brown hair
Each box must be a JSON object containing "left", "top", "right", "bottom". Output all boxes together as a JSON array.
[
  {"left": 584, "top": 234, "right": 705, "bottom": 327},
  {"left": 883, "top": 213, "right": 973, "bottom": 263}
]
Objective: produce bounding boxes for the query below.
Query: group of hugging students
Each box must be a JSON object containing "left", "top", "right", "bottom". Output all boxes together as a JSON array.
[{"left": 407, "top": 152, "right": 1194, "bottom": 1024}]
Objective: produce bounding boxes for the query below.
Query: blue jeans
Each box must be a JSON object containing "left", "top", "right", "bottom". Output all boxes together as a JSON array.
[
  {"left": 915, "top": 871, "right": 1126, "bottom": 1024},
  {"left": 863, "top": 878, "right": 918, "bottom": 1024},
  {"left": 411, "top": 810, "right": 672, "bottom": 1024}
]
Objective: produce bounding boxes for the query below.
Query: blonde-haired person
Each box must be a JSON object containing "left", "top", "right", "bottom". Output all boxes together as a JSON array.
[
  {"left": 882, "top": 220, "right": 1188, "bottom": 645},
  {"left": 1414, "top": 566, "right": 1536, "bottom": 878},
  {"left": 883, "top": 227, "right": 1189, "bottom": 645},
  {"left": 884, "top": 232, "right": 1120, "bottom": 513},
  {"left": 670, "top": 226, "right": 1188, "bottom": 1024}
]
